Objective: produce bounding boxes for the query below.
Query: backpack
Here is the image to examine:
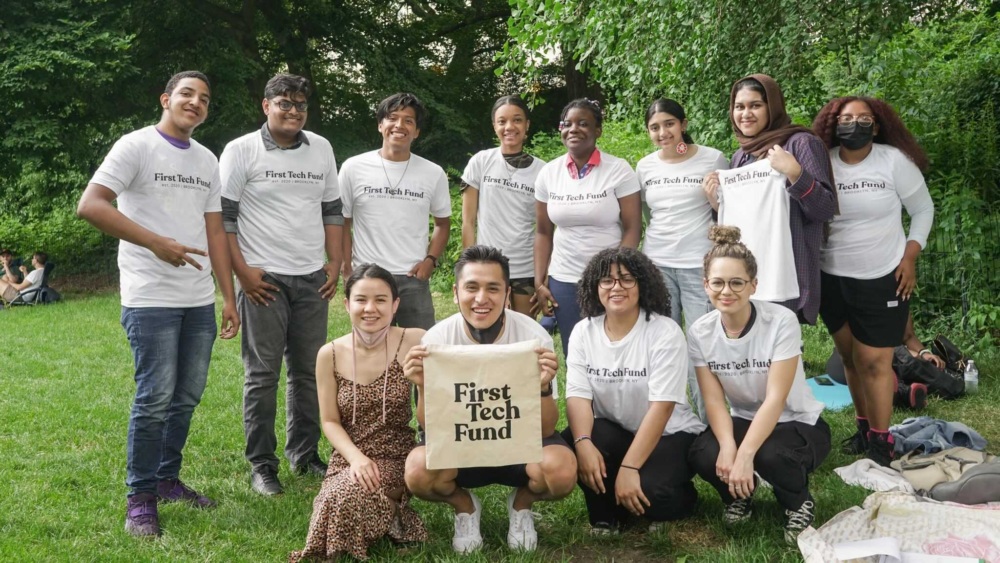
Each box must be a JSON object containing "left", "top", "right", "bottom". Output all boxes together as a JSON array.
[
  {"left": 892, "top": 346, "right": 965, "bottom": 400},
  {"left": 932, "top": 335, "right": 969, "bottom": 379}
]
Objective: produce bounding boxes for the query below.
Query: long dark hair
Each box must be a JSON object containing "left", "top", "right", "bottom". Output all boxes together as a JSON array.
[
  {"left": 578, "top": 247, "right": 670, "bottom": 320},
  {"left": 345, "top": 263, "right": 398, "bottom": 301},
  {"left": 646, "top": 98, "right": 694, "bottom": 143},
  {"left": 812, "top": 96, "right": 929, "bottom": 172}
]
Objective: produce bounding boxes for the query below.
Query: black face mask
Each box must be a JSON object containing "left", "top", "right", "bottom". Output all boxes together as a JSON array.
[
  {"left": 465, "top": 310, "right": 506, "bottom": 344},
  {"left": 836, "top": 122, "right": 875, "bottom": 151}
]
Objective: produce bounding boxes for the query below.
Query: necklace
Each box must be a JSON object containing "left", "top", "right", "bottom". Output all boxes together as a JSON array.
[
  {"left": 496, "top": 150, "right": 525, "bottom": 182},
  {"left": 379, "top": 151, "right": 410, "bottom": 190},
  {"left": 720, "top": 317, "right": 747, "bottom": 339}
]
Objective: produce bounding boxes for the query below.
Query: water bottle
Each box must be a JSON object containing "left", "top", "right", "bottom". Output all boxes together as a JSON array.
[{"left": 964, "top": 360, "right": 979, "bottom": 394}]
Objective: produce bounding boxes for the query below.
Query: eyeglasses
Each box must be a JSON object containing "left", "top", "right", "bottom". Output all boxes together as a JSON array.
[
  {"left": 598, "top": 275, "right": 637, "bottom": 289},
  {"left": 707, "top": 278, "right": 750, "bottom": 293},
  {"left": 837, "top": 114, "right": 875, "bottom": 126},
  {"left": 271, "top": 99, "right": 308, "bottom": 112}
]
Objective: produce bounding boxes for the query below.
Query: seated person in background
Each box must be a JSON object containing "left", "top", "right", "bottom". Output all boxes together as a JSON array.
[
  {"left": 1, "top": 249, "right": 24, "bottom": 284},
  {"left": 0, "top": 251, "right": 46, "bottom": 304},
  {"left": 563, "top": 247, "right": 706, "bottom": 536},
  {"left": 902, "top": 312, "right": 944, "bottom": 369},
  {"left": 403, "top": 245, "right": 577, "bottom": 554}
]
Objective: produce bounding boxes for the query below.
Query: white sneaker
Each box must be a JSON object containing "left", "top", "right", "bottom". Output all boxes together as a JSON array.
[
  {"left": 507, "top": 489, "right": 538, "bottom": 551},
  {"left": 452, "top": 490, "right": 483, "bottom": 554}
]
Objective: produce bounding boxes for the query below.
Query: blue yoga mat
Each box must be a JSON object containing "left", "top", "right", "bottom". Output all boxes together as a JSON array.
[{"left": 806, "top": 376, "right": 854, "bottom": 410}]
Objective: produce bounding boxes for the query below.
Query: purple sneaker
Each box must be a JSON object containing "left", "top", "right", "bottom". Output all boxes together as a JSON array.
[
  {"left": 125, "top": 493, "right": 160, "bottom": 537},
  {"left": 156, "top": 479, "right": 217, "bottom": 509}
]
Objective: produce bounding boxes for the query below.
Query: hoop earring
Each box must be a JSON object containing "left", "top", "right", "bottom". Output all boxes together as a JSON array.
[{"left": 675, "top": 142, "right": 688, "bottom": 155}]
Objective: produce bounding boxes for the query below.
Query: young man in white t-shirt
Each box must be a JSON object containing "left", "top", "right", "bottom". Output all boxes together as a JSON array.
[
  {"left": 77, "top": 71, "right": 239, "bottom": 537},
  {"left": 219, "top": 74, "right": 344, "bottom": 496},
  {"left": 0, "top": 251, "right": 45, "bottom": 304},
  {"left": 339, "top": 93, "right": 451, "bottom": 330},
  {"left": 402, "top": 246, "right": 576, "bottom": 553}
]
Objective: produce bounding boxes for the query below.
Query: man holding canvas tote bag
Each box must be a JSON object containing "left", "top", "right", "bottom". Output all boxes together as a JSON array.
[{"left": 403, "top": 246, "right": 577, "bottom": 553}]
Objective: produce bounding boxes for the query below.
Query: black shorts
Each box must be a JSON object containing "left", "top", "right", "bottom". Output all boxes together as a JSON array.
[
  {"left": 820, "top": 271, "right": 908, "bottom": 348},
  {"left": 416, "top": 432, "right": 570, "bottom": 489},
  {"left": 510, "top": 277, "right": 535, "bottom": 297}
]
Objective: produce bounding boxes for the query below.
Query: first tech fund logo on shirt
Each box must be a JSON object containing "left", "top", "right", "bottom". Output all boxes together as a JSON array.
[
  {"left": 360, "top": 184, "right": 426, "bottom": 201},
  {"left": 154, "top": 173, "right": 213, "bottom": 191}
]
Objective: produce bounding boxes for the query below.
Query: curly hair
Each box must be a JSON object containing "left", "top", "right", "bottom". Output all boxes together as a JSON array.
[
  {"left": 811, "top": 96, "right": 929, "bottom": 172},
  {"left": 577, "top": 247, "right": 670, "bottom": 321}
]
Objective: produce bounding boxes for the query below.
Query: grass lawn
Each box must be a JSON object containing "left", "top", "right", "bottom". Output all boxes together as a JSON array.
[{"left": 1, "top": 288, "right": 996, "bottom": 562}]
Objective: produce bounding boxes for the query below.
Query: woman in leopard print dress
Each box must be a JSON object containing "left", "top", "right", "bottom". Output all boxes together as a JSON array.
[{"left": 290, "top": 264, "right": 427, "bottom": 561}]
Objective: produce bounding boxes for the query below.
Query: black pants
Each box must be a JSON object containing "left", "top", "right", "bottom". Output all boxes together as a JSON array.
[
  {"left": 688, "top": 416, "right": 831, "bottom": 510},
  {"left": 561, "top": 419, "right": 699, "bottom": 526}
]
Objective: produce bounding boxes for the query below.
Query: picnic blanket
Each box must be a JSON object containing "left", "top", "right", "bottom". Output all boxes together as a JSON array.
[{"left": 797, "top": 491, "right": 1000, "bottom": 562}]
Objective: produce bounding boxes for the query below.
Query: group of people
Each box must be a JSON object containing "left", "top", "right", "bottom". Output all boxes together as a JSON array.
[
  {"left": 75, "top": 67, "right": 934, "bottom": 559},
  {"left": 0, "top": 248, "right": 48, "bottom": 306}
]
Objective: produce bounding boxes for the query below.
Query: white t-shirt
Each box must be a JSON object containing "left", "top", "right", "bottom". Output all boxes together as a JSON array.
[
  {"left": 22, "top": 268, "right": 43, "bottom": 292},
  {"left": 89, "top": 126, "right": 221, "bottom": 308},
  {"left": 822, "top": 144, "right": 935, "bottom": 279},
  {"left": 637, "top": 146, "right": 729, "bottom": 268},
  {"left": 535, "top": 152, "right": 640, "bottom": 283},
  {"left": 461, "top": 148, "right": 546, "bottom": 279},
  {"left": 687, "top": 300, "right": 824, "bottom": 425},
  {"left": 422, "top": 310, "right": 559, "bottom": 399},
  {"left": 718, "top": 159, "right": 799, "bottom": 301},
  {"left": 340, "top": 150, "right": 451, "bottom": 275},
  {"left": 219, "top": 130, "right": 340, "bottom": 275},
  {"left": 565, "top": 313, "right": 706, "bottom": 435}
]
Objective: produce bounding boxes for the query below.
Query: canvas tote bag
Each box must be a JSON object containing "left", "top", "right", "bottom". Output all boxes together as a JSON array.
[{"left": 422, "top": 339, "right": 543, "bottom": 470}]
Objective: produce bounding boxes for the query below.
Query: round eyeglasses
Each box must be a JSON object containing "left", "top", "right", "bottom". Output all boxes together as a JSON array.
[{"left": 707, "top": 277, "right": 750, "bottom": 293}]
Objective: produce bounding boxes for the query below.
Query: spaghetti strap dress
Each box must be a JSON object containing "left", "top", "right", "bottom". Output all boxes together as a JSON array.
[{"left": 290, "top": 331, "right": 426, "bottom": 561}]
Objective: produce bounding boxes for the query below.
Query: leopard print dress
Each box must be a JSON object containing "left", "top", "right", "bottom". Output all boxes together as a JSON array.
[{"left": 289, "top": 334, "right": 426, "bottom": 562}]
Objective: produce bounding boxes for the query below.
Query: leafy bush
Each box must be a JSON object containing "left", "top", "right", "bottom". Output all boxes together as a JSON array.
[{"left": 0, "top": 206, "right": 116, "bottom": 277}]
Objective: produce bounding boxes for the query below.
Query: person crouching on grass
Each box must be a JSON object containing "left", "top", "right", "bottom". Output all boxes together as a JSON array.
[
  {"left": 563, "top": 247, "right": 706, "bottom": 536},
  {"left": 686, "top": 226, "right": 830, "bottom": 545},
  {"left": 403, "top": 245, "right": 576, "bottom": 553}
]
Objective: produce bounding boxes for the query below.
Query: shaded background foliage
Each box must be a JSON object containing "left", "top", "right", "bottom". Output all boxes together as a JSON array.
[{"left": 1, "top": 0, "right": 997, "bottom": 338}]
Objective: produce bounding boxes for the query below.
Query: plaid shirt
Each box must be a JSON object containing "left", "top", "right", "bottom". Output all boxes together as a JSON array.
[{"left": 731, "top": 132, "right": 836, "bottom": 325}]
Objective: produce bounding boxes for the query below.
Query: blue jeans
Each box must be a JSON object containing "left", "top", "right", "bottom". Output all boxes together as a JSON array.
[
  {"left": 548, "top": 277, "right": 583, "bottom": 358},
  {"left": 121, "top": 304, "right": 216, "bottom": 496},
  {"left": 659, "top": 266, "right": 713, "bottom": 422}
]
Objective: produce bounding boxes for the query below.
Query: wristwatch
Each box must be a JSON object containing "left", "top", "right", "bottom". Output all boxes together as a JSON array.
[{"left": 424, "top": 254, "right": 438, "bottom": 268}]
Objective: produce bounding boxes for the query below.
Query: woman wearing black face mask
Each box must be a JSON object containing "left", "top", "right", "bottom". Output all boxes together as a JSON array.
[{"left": 811, "top": 97, "right": 934, "bottom": 466}]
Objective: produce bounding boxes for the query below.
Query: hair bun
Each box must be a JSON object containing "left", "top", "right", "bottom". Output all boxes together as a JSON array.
[{"left": 709, "top": 225, "right": 742, "bottom": 246}]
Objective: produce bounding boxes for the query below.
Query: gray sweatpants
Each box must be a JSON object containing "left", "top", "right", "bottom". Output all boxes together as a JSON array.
[{"left": 239, "top": 269, "right": 328, "bottom": 471}]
